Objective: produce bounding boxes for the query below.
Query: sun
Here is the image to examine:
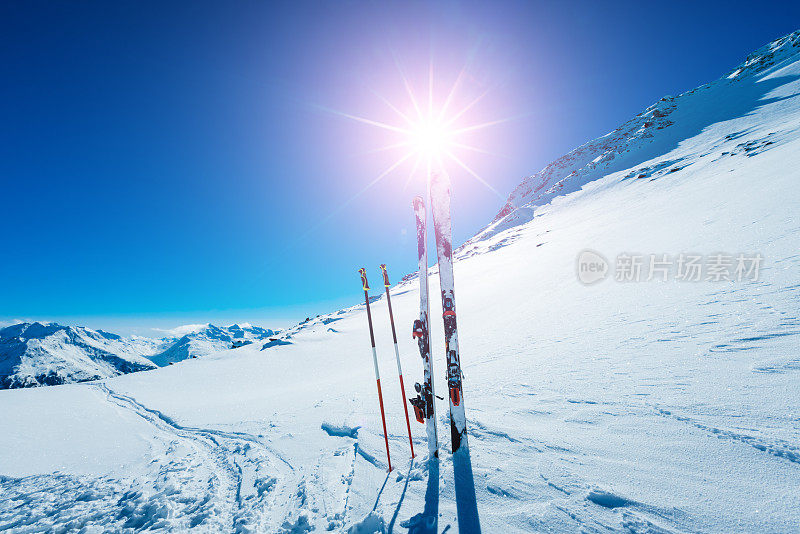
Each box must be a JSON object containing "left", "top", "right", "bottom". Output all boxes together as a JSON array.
[
  {"left": 311, "top": 53, "right": 515, "bottom": 231},
  {"left": 408, "top": 117, "right": 453, "bottom": 160},
  {"left": 299, "top": 56, "right": 516, "bottom": 239}
]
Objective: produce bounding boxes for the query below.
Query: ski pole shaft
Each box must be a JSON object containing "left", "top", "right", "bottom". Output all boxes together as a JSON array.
[
  {"left": 358, "top": 267, "right": 393, "bottom": 472},
  {"left": 379, "top": 264, "right": 415, "bottom": 459}
]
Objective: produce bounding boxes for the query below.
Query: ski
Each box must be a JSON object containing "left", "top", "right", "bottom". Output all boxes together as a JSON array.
[
  {"left": 428, "top": 171, "right": 468, "bottom": 453},
  {"left": 410, "top": 196, "right": 439, "bottom": 458},
  {"left": 429, "top": 171, "right": 481, "bottom": 533}
]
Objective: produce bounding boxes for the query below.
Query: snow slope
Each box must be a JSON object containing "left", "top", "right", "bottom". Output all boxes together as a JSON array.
[
  {"left": 1, "top": 31, "right": 800, "bottom": 533},
  {"left": 0, "top": 322, "right": 158, "bottom": 389},
  {"left": 473, "top": 29, "right": 800, "bottom": 247}
]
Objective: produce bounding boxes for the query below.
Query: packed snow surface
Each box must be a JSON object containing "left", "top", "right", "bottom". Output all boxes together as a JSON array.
[{"left": 2, "top": 31, "right": 800, "bottom": 533}]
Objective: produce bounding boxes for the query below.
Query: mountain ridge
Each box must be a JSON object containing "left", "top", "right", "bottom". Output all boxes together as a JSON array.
[
  {"left": 0, "top": 322, "right": 159, "bottom": 389},
  {"left": 0, "top": 321, "right": 277, "bottom": 389},
  {"left": 469, "top": 29, "right": 800, "bottom": 248}
]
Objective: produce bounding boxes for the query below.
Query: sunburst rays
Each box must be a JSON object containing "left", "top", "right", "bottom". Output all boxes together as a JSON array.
[{"left": 322, "top": 55, "right": 508, "bottom": 202}]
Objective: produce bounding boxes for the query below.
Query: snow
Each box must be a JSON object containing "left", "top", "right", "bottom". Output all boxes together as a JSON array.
[
  {"left": 473, "top": 29, "right": 800, "bottom": 248},
  {"left": 0, "top": 384, "right": 154, "bottom": 477},
  {"left": 0, "top": 323, "right": 278, "bottom": 389},
  {"left": 2, "top": 30, "right": 800, "bottom": 533},
  {"left": 0, "top": 322, "right": 159, "bottom": 388},
  {"left": 147, "top": 324, "right": 277, "bottom": 367}
]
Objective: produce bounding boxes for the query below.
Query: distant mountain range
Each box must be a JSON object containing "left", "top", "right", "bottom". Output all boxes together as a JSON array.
[
  {"left": 148, "top": 323, "right": 277, "bottom": 366},
  {"left": 0, "top": 322, "right": 277, "bottom": 389}
]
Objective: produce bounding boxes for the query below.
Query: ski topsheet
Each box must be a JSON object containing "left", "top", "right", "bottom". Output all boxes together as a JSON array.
[
  {"left": 412, "top": 195, "right": 439, "bottom": 458},
  {"left": 430, "top": 172, "right": 482, "bottom": 532},
  {"left": 429, "top": 171, "right": 468, "bottom": 453}
]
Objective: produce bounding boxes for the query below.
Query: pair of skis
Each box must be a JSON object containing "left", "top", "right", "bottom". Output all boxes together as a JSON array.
[
  {"left": 411, "top": 171, "right": 469, "bottom": 456},
  {"left": 414, "top": 172, "right": 481, "bottom": 534},
  {"left": 360, "top": 171, "right": 480, "bottom": 532},
  {"left": 357, "top": 171, "right": 469, "bottom": 461},
  {"left": 416, "top": 171, "right": 481, "bottom": 534}
]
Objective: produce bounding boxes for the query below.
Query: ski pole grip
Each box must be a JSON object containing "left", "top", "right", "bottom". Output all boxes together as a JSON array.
[
  {"left": 379, "top": 264, "right": 390, "bottom": 287},
  {"left": 358, "top": 267, "right": 370, "bottom": 291}
]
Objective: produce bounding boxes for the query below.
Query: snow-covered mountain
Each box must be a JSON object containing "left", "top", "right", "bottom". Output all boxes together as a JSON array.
[
  {"left": 0, "top": 322, "right": 278, "bottom": 388},
  {"left": 468, "top": 29, "right": 800, "bottom": 247},
  {"left": 1, "top": 30, "right": 800, "bottom": 533},
  {"left": 149, "top": 323, "right": 277, "bottom": 366},
  {"left": 0, "top": 322, "right": 159, "bottom": 389}
]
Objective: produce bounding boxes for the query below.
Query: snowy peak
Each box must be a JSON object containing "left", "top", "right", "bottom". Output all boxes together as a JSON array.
[
  {"left": 727, "top": 29, "right": 800, "bottom": 79},
  {"left": 0, "top": 322, "right": 158, "bottom": 389},
  {"left": 0, "top": 321, "right": 279, "bottom": 388},
  {"left": 226, "top": 323, "right": 275, "bottom": 339},
  {"left": 475, "top": 29, "right": 800, "bottom": 248},
  {"left": 486, "top": 91, "right": 680, "bottom": 229},
  {"left": 148, "top": 323, "right": 277, "bottom": 366}
]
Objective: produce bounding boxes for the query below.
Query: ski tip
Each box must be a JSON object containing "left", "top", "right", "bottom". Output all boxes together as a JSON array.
[
  {"left": 430, "top": 170, "right": 450, "bottom": 185},
  {"left": 412, "top": 196, "right": 424, "bottom": 208}
]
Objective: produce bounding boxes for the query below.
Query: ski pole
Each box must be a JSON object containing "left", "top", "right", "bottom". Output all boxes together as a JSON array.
[
  {"left": 379, "top": 264, "right": 415, "bottom": 459},
  {"left": 358, "top": 267, "right": 393, "bottom": 472}
]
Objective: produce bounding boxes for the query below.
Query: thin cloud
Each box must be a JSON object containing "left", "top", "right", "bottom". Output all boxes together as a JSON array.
[{"left": 150, "top": 324, "right": 209, "bottom": 337}]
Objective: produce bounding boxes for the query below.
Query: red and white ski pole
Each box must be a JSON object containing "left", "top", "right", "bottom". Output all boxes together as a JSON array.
[
  {"left": 379, "top": 264, "right": 415, "bottom": 459},
  {"left": 358, "top": 268, "right": 393, "bottom": 472}
]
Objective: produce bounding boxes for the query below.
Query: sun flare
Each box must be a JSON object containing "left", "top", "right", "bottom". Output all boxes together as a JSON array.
[
  {"left": 408, "top": 117, "right": 453, "bottom": 159},
  {"left": 322, "top": 56, "right": 511, "bottom": 200}
]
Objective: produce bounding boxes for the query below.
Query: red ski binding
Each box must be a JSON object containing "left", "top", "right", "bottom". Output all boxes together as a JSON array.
[
  {"left": 413, "top": 405, "right": 424, "bottom": 423},
  {"left": 449, "top": 387, "right": 461, "bottom": 406}
]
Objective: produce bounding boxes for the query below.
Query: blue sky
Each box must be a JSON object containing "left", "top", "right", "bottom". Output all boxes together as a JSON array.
[{"left": 1, "top": 1, "right": 798, "bottom": 335}]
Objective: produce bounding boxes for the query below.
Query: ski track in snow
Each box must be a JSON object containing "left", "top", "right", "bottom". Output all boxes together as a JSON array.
[
  {"left": 653, "top": 406, "right": 800, "bottom": 465},
  {"left": 0, "top": 370, "right": 415, "bottom": 532},
  {"left": 92, "top": 384, "right": 378, "bottom": 533},
  {"left": 95, "top": 382, "right": 300, "bottom": 533},
  {"left": 102, "top": 383, "right": 386, "bottom": 533},
  {"left": 0, "top": 382, "right": 364, "bottom": 533}
]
